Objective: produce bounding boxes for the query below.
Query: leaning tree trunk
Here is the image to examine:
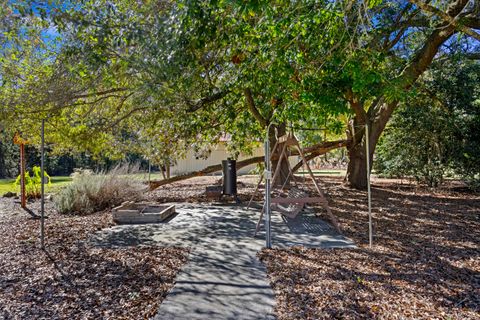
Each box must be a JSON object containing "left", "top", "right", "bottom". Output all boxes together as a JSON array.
[
  {"left": 149, "top": 140, "right": 348, "bottom": 190},
  {"left": 269, "top": 123, "right": 290, "bottom": 186}
]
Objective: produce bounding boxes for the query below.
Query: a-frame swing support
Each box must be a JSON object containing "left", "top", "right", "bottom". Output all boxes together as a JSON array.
[{"left": 249, "top": 133, "right": 341, "bottom": 237}]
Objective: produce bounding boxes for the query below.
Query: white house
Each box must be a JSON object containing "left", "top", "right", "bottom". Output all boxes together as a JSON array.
[
  {"left": 169, "top": 137, "right": 299, "bottom": 176},
  {"left": 169, "top": 141, "right": 264, "bottom": 175}
]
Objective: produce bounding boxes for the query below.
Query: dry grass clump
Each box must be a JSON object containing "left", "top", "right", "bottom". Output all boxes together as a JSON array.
[{"left": 55, "top": 164, "right": 147, "bottom": 215}]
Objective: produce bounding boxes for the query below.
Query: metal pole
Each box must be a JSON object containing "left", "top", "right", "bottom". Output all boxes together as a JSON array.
[
  {"left": 365, "top": 123, "right": 373, "bottom": 248},
  {"left": 264, "top": 136, "right": 272, "bottom": 249},
  {"left": 40, "top": 119, "right": 45, "bottom": 249},
  {"left": 148, "top": 159, "right": 151, "bottom": 184}
]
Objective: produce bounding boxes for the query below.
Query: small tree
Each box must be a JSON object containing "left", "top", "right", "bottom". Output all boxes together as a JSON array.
[{"left": 375, "top": 104, "right": 452, "bottom": 187}]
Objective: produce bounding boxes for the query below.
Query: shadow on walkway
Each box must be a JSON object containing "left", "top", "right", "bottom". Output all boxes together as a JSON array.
[{"left": 90, "top": 203, "right": 355, "bottom": 320}]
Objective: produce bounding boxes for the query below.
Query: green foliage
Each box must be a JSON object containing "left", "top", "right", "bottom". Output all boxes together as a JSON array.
[
  {"left": 2, "top": 0, "right": 477, "bottom": 188},
  {"left": 54, "top": 165, "right": 146, "bottom": 215},
  {"left": 375, "top": 60, "right": 480, "bottom": 188},
  {"left": 375, "top": 105, "right": 451, "bottom": 187},
  {"left": 14, "top": 166, "right": 51, "bottom": 198}
]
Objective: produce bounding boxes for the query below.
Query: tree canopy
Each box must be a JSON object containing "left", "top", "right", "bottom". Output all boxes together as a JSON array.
[{"left": 1, "top": 0, "right": 479, "bottom": 188}]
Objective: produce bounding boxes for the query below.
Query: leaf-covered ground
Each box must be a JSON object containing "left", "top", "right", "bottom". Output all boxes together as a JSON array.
[
  {"left": 258, "top": 178, "right": 480, "bottom": 319},
  {"left": 0, "top": 199, "right": 188, "bottom": 319},
  {"left": 4, "top": 176, "right": 478, "bottom": 319}
]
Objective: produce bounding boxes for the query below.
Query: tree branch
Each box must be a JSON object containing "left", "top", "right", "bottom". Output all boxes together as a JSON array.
[
  {"left": 185, "top": 90, "right": 229, "bottom": 112},
  {"left": 149, "top": 139, "right": 349, "bottom": 190},
  {"left": 291, "top": 140, "right": 349, "bottom": 172},
  {"left": 465, "top": 52, "right": 480, "bottom": 59},
  {"left": 244, "top": 88, "right": 267, "bottom": 127},
  {"left": 149, "top": 155, "right": 265, "bottom": 190},
  {"left": 71, "top": 88, "right": 130, "bottom": 100},
  {"left": 409, "top": 0, "right": 480, "bottom": 41},
  {"left": 345, "top": 88, "right": 367, "bottom": 124}
]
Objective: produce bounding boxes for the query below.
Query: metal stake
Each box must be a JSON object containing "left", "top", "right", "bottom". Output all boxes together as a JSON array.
[
  {"left": 148, "top": 159, "right": 151, "bottom": 184},
  {"left": 40, "top": 119, "right": 45, "bottom": 249},
  {"left": 264, "top": 137, "right": 272, "bottom": 249},
  {"left": 365, "top": 123, "right": 373, "bottom": 248}
]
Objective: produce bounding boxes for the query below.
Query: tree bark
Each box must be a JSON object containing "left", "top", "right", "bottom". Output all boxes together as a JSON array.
[
  {"left": 291, "top": 139, "right": 349, "bottom": 172},
  {"left": 346, "top": 140, "right": 369, "bottom": 189},
  {"left": 270, "top": 123, "right": 290, "bottom": 186},
  {"left": 346, "top": 99, "right": 400, "bottom": 189}
]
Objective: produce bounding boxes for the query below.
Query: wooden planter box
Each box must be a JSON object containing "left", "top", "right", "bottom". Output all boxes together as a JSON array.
[
  {"left": 205, "top": 185, "right": 223, "bottom": 200},
  {"left": 112, "top": 202, "right": 176, "bottom": 224}
]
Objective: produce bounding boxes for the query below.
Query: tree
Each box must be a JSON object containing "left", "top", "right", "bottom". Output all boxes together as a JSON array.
[
  {"left": 375, "top": 57, "right": 480, "bottom": 188},
  {"left": 3, "top": 0, "right": 480, "bottom": 189},
  {"left": 322, "top": 1, "right": 480, "bottom": 188},
  {"left": 7, "top": 0, "right": 352, "bottom": 184}
]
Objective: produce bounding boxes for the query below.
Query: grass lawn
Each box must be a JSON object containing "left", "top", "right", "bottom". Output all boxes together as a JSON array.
[
  {"left": 129, "top": 172, "right": 167, "bottom": 181},
  {"left": 0, "top": 176, "right": 72, "bottom": 195},
  {"left": 297, "top": 169, "right": 346, "bottom": 176},
  {"left": 0, "top": 171, "right": 167, "bottom": 196},
  {"left": 0, "top": 170, "right": 345, "bottom": 196}
]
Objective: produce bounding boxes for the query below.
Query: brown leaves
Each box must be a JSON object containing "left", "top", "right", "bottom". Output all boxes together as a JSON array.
[
  {"left": 259, "top": 178, "right": 480, "bottom": 320},
  {"left": 0, "top": 199, "right": 188, "bottom": 319}
]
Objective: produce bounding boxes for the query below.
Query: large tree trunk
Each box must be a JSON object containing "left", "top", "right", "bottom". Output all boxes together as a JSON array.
[
  {"left": 346, "top": 144, "right": 369, "bottom": 190},
  {"left": 270, "top": 123, "right": 290, "bottom": 186},
  {"left": 346, "top": 100, "right": 396, "bottom": 189}
]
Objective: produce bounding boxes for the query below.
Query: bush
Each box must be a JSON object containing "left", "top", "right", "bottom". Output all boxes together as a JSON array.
[
  {"left": 55, "top": 165, "right": 147, "bottom": 215},
  {"left": 375, "top": 60, "right": 480, "bottom": 188}
]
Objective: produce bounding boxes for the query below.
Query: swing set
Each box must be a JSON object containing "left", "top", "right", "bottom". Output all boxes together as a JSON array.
[{"left": 248, "top": 132, "right": 341, "bottom": 236}]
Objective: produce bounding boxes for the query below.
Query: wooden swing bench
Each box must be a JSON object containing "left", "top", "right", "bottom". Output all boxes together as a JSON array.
[
  {"left": 271, "top": 187, "right": 327, "bottom": 219},
  {"left": 250, "top": 133, "right": 341, "bottom": 236}
]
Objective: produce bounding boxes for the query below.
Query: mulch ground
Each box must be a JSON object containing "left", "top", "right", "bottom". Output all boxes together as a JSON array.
[
  {"left": 258, "top": 177, "right": 480, "bottom": 319},
  {"left": 0, "top": 199, "right": 188, "bottom": 319},
  {"left": 150, "top": 175, "right": 480, "bottom": 318},
  {"left": 2, "top": 175, "right": 479, "bottom": 319}
]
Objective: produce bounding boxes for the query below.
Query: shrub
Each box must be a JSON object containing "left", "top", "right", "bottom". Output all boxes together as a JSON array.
[
  {"left": 375, "top": 61, "right": 480, "bottom": 188},
  {"left": 14, "top": 166, "right": 51, "bottom": 199},
  {"left": 55, "top": 164, "right": 147, "bottom": 215}
]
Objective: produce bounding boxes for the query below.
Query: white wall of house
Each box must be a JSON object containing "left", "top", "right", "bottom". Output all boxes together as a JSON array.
[
  {"left": 170, "top": 143, "right": 262, "bottom": 175},
  {"left": 170, "top": 142, "right": 298, "bottom": 176}
]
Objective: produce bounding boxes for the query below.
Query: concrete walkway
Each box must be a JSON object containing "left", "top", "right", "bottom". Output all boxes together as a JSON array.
[{"left": 90, "top": 204, "right": 355, "bottom": 320}]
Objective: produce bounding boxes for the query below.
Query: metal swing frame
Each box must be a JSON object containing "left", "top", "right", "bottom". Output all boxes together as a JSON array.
[{"left": 248, "top": 133, "right": 340, "bottom": 236}]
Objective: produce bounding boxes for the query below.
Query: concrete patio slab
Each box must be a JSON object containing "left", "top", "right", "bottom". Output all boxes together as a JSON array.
[{"left": 90, "top": 203, "right": 355, "bottom": 320}]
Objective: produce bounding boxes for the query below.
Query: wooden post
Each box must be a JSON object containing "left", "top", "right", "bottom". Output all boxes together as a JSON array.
[
  {"left": 20, "top": 143, "right": 26, "bottom": 208},
  {"left": 14, "top": 133, "right": 29, "bottom": 209}
]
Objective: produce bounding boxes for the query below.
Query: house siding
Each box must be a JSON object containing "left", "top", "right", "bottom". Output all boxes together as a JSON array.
[{"left": 170, "top": 143, "right": 298, "bottom": 175}]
